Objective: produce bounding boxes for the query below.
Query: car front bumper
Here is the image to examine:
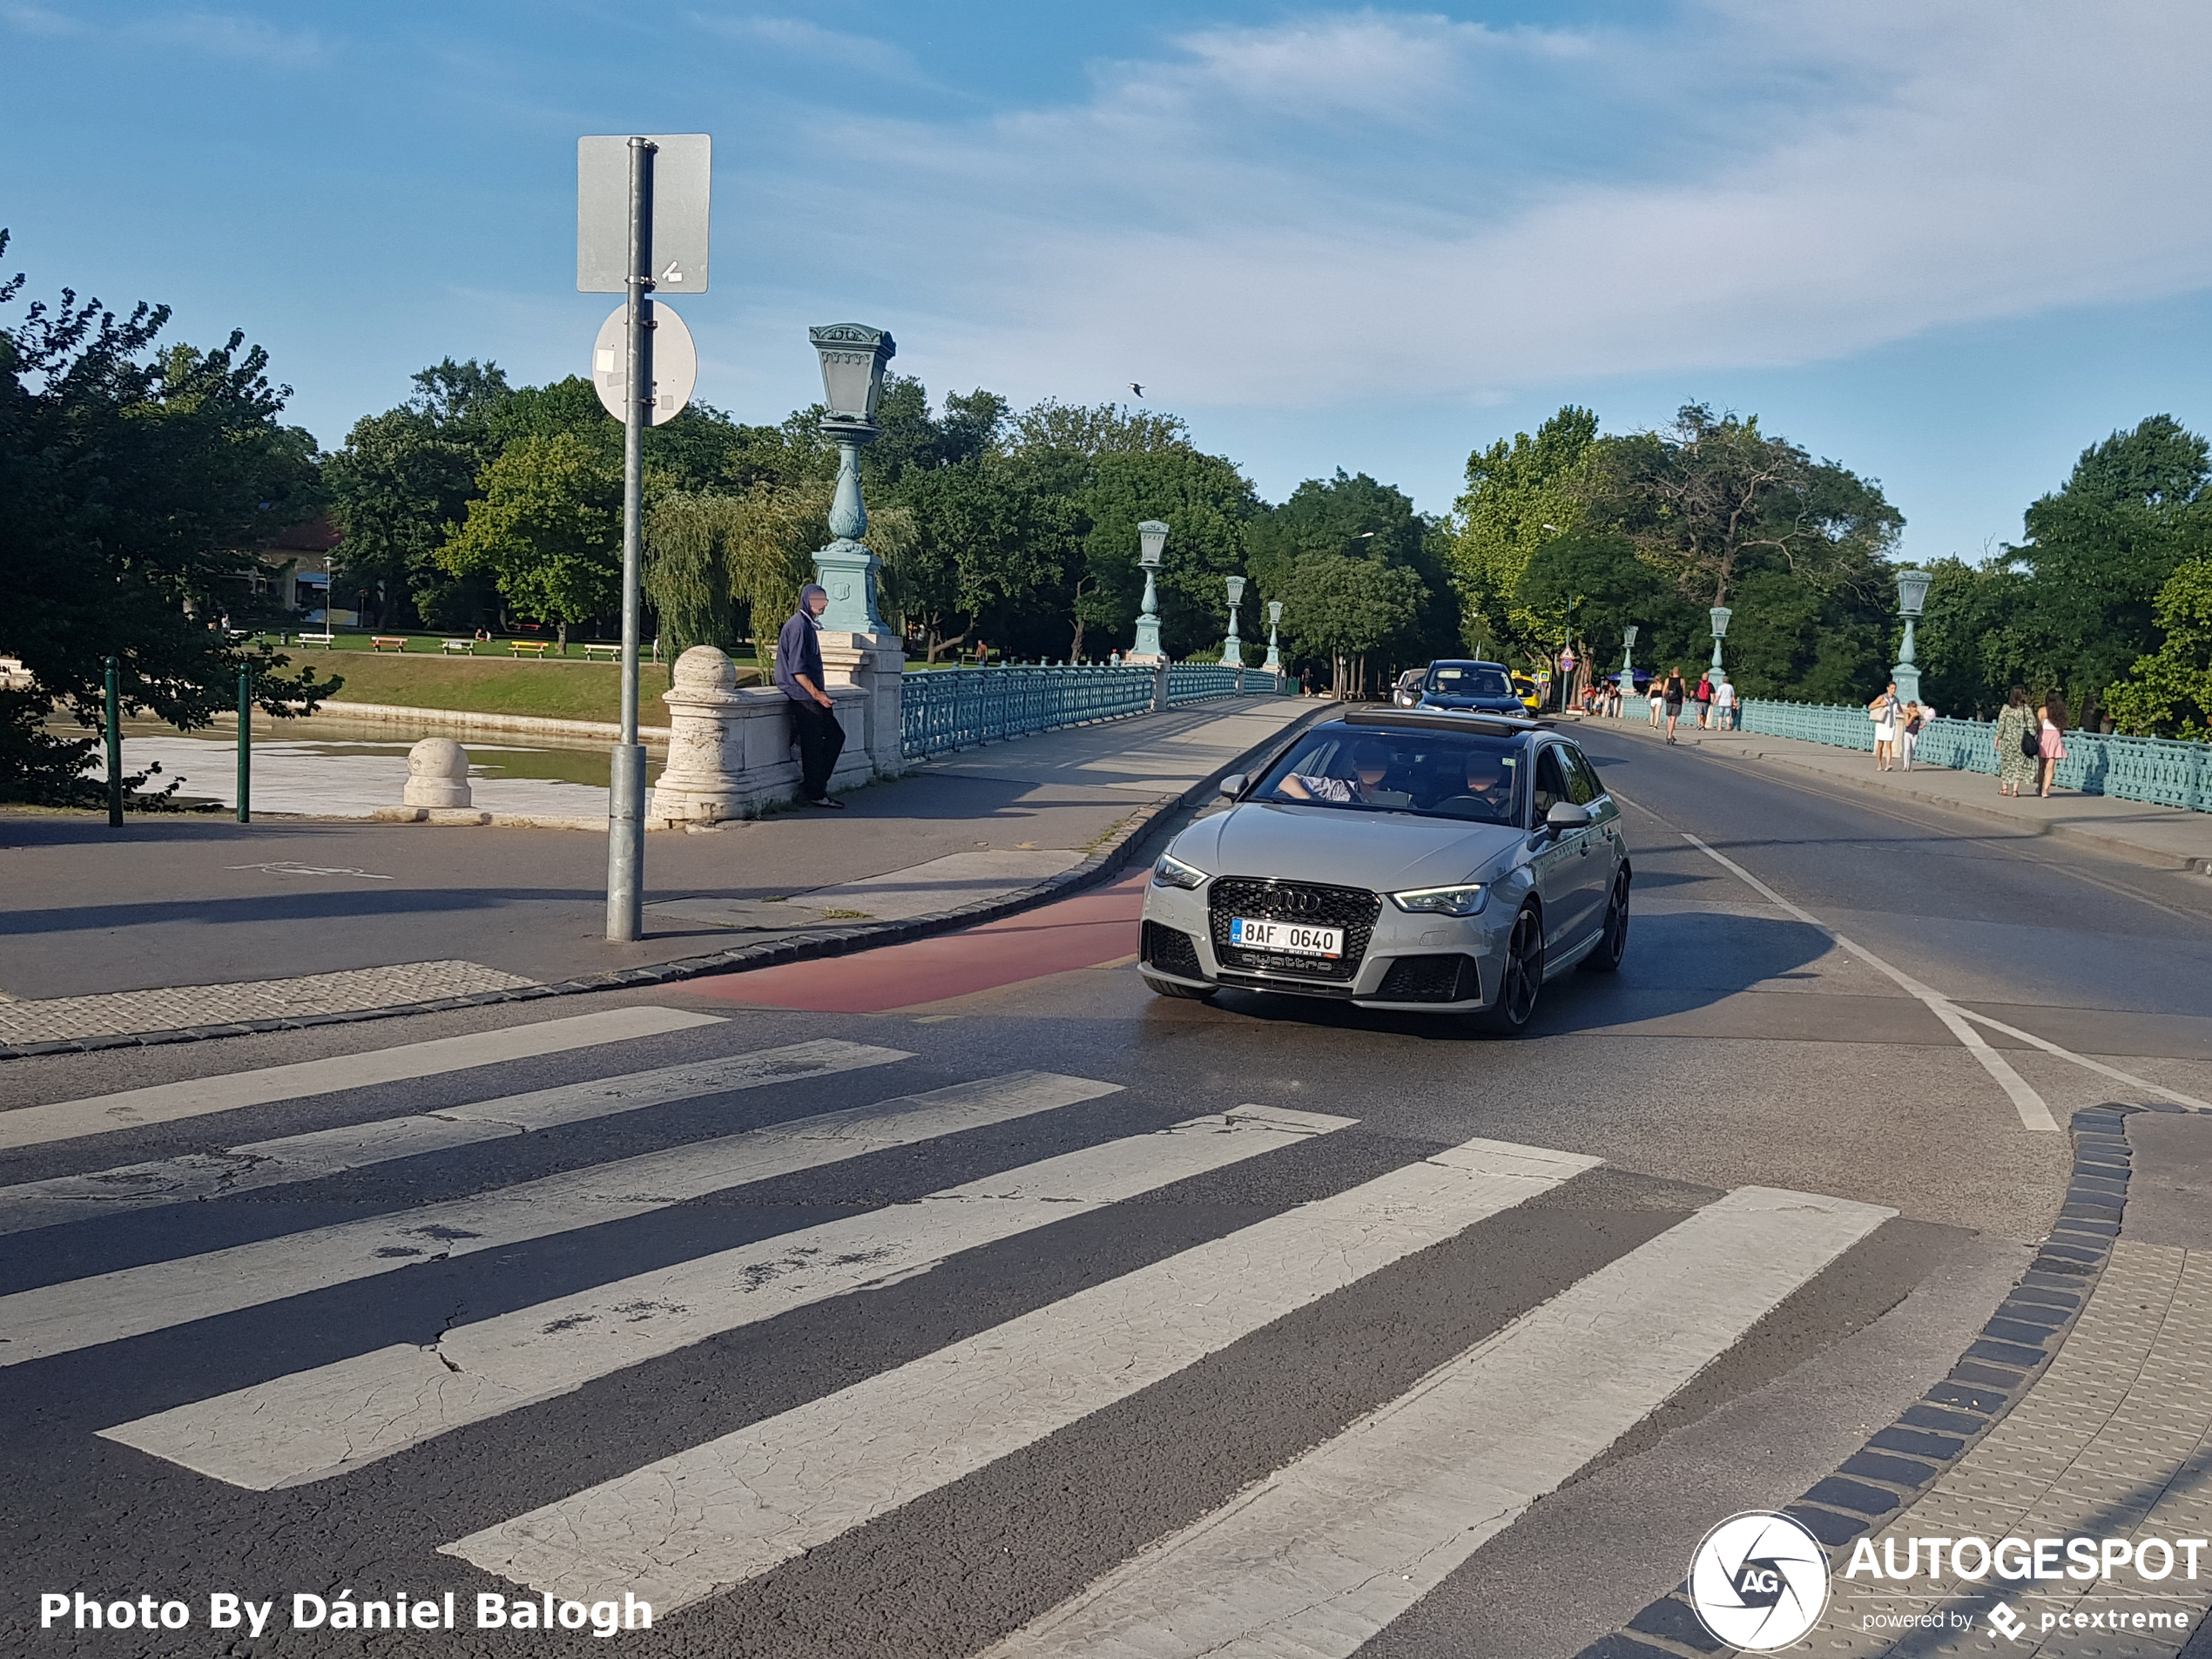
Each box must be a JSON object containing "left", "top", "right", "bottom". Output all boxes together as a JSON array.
[{"left": 1139, "top": 877, "right": 1514, "bottom": 1013}]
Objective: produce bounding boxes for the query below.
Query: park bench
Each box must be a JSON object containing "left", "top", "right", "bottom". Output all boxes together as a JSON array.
[
  {"left": 297, "top": 631, "right": 336, "bottom": 646},
  {"left": 509, "top": 640, "right": 551, "bottom": 659},
  {"left": 442, "top": 639, "right": 475, "bottom": 656},
  {"left": 370, "top": 637, "right": 410, "bottom": 653},
  {"left": 583, "top": 643, "right": 622, "bottom": 662}
]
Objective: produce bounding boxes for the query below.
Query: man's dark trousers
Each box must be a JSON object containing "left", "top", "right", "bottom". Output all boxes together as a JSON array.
[{"left": 791, "top": 699, "right": 845, "bottom": 801}]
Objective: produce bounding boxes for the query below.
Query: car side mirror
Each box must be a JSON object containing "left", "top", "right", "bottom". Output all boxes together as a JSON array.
[
  {"left": 1218, "top": 774, "right": 1246, "bottom": 799},
  {"left": 1545, "top": 801, "right": 1592, "bottom": 830}
]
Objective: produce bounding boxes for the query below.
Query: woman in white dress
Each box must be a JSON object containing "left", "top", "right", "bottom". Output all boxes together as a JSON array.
[{"left": 1867, "top": 682, "right": 1901, "bottom": 771}]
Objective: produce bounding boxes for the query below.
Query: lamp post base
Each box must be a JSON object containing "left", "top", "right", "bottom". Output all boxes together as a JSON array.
[
  {"left": 1892, "top": 662, "right": 1922, "bottom": 706},
  {"left": 814, "top": 538, "right": 887, "bottom": 635}
]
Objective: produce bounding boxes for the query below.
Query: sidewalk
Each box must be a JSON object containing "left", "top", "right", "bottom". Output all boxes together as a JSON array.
[
  {"left": 1588, "top": 715, "right": 2212, "bottom": 876},
  {"left": 0, "top": 697, "right": 1319, "bottom": 1054}
]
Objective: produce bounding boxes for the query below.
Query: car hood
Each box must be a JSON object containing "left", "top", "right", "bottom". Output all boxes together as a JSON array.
[{"left": 1174, "top": 802, "right": 1523, "bottom": 891}]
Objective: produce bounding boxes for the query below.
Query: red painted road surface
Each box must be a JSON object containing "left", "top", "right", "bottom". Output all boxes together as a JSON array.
[{"left": 682, "top": 872, "right": 1150, "bottom": 1014}]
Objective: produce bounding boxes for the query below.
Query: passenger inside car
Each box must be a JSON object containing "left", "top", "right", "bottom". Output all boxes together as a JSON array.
[{"left": 1430, "top": 746, "right": 1518, "bottom": 821}]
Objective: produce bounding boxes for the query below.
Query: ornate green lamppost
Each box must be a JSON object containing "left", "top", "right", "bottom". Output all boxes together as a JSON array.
[
  {"left": 1892, "top": 567, "right": 1932, "bottom": 705},
  {"left": 1264, "top": 600, "right": 1283, "bottom": 671},
  {"left": 1130, "top": 520, "right": 1168, "bottom": 663},
  {"left": 807, "top": 323, "right": 895, "bottom": 633},
  {"left": 1223, "top": 576, "right": 1246, "bottom": 667}
]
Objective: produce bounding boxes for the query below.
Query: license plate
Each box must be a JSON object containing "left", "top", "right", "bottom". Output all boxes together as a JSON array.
[{"left": 1229, "top": 917, "right": 1342, "bottom": 958}]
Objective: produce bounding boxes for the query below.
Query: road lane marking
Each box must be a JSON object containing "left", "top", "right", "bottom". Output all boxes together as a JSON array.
[
  {"left": 1672, "top": 828, "right": 2059, "bottom": 1131},
  {"left": 0, "top": 1007, "right": 727, "bottom": 1152},
  {"left": 1946, "top": 1007, "right": 2211, "bottom": 1112},
  {"left": 438, "top": 1136, "right": 1605, "bottom": 1613},
  {"left": 0, "top": 1070, "right": 1101, "bottom": 1366},
  {"left": 0, "top": 1039, "right": 910, "bottom": 1236},
  {"left": 982, "top": 1185, "right": 1892, "bottom": 1659},
  {"left": 102, "top": 1106, "right": 1358, "bottom": 1489}
]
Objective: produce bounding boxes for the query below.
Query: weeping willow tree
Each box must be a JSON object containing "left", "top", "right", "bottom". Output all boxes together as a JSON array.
[{"left": 645, "top": 482, "right": 914, "bottom": 663}]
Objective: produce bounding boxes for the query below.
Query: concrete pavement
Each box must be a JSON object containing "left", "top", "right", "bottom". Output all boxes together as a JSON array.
[{"left": 0, "top": 697, "right": 1319, "bottom": 1051}]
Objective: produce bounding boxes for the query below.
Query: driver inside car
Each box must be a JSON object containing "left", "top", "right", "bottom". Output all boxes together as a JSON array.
[{"left": 1278, "top": 740, "right": 1412, "bottom": 807}]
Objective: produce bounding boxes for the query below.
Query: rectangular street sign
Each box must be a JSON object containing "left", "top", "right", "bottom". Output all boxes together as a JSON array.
[{"left": 577, "top": 133, "right": 711, "bottom": 293}]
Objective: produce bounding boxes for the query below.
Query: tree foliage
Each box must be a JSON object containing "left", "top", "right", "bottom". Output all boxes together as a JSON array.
[{"left": 0, "top": 233, "right": 340, "bottom": 802}]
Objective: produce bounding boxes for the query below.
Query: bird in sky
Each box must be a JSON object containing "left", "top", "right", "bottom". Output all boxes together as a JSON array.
[{"left": 1128, "top": 382, "right": 1144, "bottom": 398}]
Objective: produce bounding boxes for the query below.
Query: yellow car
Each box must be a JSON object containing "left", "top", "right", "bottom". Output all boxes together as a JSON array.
[{"left": 1512, "top": 674, "right": 1541, "bottom": 712}]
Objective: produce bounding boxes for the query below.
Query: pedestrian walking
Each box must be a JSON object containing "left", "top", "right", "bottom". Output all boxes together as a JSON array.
[
  {"left": 1694, "top": 671, "right": 1713, "bottom": 728},
  {"left": 1714, "top": 674, "right": 1737, "bottom": 731},
  {"left": 1867, "top": 682, "right": 1901, "bottom": 771},
  {"left": 1662, "top": 667, "right": 1688, "bottom": 745},
  {"left": 775, "top": 583, "right": 846, "bottom": 808},
  {"left": 1993, "top": 685, "right": 2036, "bottom": 796},
  {"left": 1648, "top": 677, "right": 1664, "bottom": 727},
  {"left": 2037, "top": 693, "right": 2069, "bottom": 798},
  {"left": 1899, "top": 701, "right": 1925, "bottom": 770}
]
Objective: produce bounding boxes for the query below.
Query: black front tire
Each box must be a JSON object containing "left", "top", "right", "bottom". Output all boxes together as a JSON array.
[
  {"left": 1580, "top": 868, "right": 1630, "bottom": 974},
  {"left": 1143, "top": 974, "right": 1216, "bottom": 1001},
  {"left": 1474, "top": 907, "right": 1545, "bottom": 1035}
]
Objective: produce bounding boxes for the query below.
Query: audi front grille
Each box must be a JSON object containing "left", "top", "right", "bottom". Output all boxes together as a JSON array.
[{"left": 1207, "top": 878, "right": 1381, "bottom": 983}]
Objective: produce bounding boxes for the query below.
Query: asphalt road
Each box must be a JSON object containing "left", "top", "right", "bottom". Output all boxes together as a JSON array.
[{"left": 4, "top": 721, "right": 2210, "bottom": 1657}]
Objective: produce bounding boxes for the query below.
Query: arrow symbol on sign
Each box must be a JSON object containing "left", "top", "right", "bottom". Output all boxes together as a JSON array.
[{"left": 662, "top": 261, "right": 685, "bottom": 283}]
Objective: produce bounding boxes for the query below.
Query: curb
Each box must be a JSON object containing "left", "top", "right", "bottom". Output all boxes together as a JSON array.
[
  {"left": 1575, "top": 1104, "right": 2138, "bottom": 1657},
  {"left": 0, "top": 704, "right": 1329, "bottom": 1061},
  {"left": 1588, "top": 718, "right": 2211, "bottom": 876}
]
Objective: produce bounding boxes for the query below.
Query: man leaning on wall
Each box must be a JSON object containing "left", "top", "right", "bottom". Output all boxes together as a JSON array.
[{"left": 775, "top": 583, "right": 846, "bottom": 808}]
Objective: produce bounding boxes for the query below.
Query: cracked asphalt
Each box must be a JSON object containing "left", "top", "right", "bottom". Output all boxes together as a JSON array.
[{"left": 3, "top": 721, "right": 2211, "bottom": 1656}]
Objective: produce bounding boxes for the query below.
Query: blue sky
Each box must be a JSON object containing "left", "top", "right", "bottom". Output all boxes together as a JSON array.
[{"left": 5, "top": 0, "right": 2211, "bottom": 564}]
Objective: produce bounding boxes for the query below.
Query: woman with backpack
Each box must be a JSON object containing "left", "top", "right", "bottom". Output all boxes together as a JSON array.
[{"left": 1993, "top": 686, "right": 2036, "bottom": 797}]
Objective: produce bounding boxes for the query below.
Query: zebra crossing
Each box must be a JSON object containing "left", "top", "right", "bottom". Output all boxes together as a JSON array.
[{"left": 2, "top": 1007, "right": 1900, "bottom": 1656}]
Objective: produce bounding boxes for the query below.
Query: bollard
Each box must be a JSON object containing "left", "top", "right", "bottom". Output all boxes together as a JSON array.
[
  {"left": 236, "top": 667, "right": 252, "bottom": 823},
  {"left": 105, "top": 656, "right": 123, "bottom": 827}
]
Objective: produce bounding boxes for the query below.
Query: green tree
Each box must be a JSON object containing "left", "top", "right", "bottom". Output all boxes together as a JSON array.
[
  {"left": 0, "top": 235, "right": 340, "bottom": 802},
  {"left": 1073, "top": 448, "right": 1260, "bottom": 659},
  {"left": 1278, "top": 553, "right": 1427, "bottom": 697},
  {"left": 2010, "top": 415, "right": 2211, "bottom": 725},
  {"left": 2105, "top": 557, "right": 2212, "bottom": 736},
  {"left": 435, "top": 432, "right": 621, "bottom": 647},
  {"left": 1250, "top": 469, "right": 1456, "bottom": 673},
  {"left": 1448, "top": 406, "right": 1600, "bottom": 663}
]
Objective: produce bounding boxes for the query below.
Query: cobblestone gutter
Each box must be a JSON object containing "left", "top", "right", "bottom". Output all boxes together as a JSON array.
[{"left": 1583, "top": 1105, "right": 2212, "bottom": 1658}]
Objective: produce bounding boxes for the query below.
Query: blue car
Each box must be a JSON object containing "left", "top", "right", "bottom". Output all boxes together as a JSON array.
[{"left": 1416, "top": 660, "right": 1527, "bottom": 718}]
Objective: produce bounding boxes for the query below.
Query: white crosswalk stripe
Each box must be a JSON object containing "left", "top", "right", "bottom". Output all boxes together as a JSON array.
[
  {"left": 0, "top": 1069, "right": 1112, "bottom": 1366},
  {"left": 0, "top": 1006, "right": 726, "bottom": 1151},
  {"left": 6, "top": 1023, "right": 1916, "bottom": 1657},
  {"left": 981, "top": 1185, "right": 1893, "bottom": 1659},
  {"left": 0, "top": 1037, "right": 909, "bottom": 1236},
  {"left": 101, "top": 1105, "right": 1357, "bottom": 1489},
  {"left": 437, "top": 1136, "right": 1605, "bottom": 1613}
]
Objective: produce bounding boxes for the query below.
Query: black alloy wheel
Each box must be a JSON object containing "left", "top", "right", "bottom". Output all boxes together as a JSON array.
[
  {"left": 1143, "top": 974, "right": 1216, "bottom": 1001},
  {"left": 1580, "top": 868, "right": 1630, "bottom": 974},
  {"left": 1475, "top": 906, "right": 1545, "bottom": 1035}
]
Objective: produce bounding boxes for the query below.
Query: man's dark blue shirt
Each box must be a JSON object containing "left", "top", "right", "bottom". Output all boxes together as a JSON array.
[{"left": 775, "top": 606, "right": 823, "bottom": 704}]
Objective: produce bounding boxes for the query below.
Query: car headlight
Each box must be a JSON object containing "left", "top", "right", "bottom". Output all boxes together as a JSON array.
[
  {"left": 1152, "top": 853, "right": 1208, "bottom": 890},
  {"left": 1390, "top": 884, "right": 1487, "bottom": 916}
]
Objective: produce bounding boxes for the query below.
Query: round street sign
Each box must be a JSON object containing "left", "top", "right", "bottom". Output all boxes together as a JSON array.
[{"left": 591, "top": 302, "right": 697, "bottom": 427}]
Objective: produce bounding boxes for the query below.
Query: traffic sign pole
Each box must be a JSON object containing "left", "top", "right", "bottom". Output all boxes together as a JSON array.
[{"left": 605, "top": 136, "right": 655, "bottom": 944}]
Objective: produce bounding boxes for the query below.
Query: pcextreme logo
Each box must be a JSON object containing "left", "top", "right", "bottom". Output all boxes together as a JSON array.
[{"left": 1686, "top": 1511, "right": 1831, "bottom": 1652}]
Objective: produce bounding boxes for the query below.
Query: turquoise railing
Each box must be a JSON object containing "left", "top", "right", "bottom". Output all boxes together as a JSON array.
[
  {"left": 900, "top": 663, "right": 1282, "bottom": 759},
  {"left": 1735, "top": 700, "right": 2210, "bottom": 813}
]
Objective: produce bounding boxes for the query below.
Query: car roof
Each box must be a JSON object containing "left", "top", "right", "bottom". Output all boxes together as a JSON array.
[
  {"left": 1333, "top": 708, "right": 1551, "bottom": 740},
  {"left": 1425, "top": 658, "right": 1510, "bottom": 671}
]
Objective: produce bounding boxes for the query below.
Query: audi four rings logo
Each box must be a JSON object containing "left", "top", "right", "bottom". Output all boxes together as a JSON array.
[
  {"left": 1687, "top": 1511, "right": 1831, "bottom": 1650},
  {"left": 1265, "top": 888, "right": 1323, "bottom": 914}
]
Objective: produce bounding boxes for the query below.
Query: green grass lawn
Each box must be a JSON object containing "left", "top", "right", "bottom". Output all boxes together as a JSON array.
[{"left": 286, "top": 645, "right": 761, "bottom": 724}]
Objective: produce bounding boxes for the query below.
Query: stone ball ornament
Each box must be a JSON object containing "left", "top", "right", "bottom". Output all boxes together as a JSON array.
[{"left": 401, "top": 737, "right": 473, "bottom": 808}]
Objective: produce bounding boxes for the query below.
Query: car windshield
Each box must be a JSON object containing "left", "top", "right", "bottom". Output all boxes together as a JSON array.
[
  {"left": 1253, "top": 728, "right": 1522, "bottom": 825},
  {"left": 1424, "top": 664, "right": 1513, "bottom": 698}
]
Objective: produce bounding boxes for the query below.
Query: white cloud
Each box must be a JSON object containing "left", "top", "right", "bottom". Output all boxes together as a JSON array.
[
  {"left": 689, "top": 12, "right": 926, "bottom": 86},
  {"left": 0, "top": 3, "right": 327, "bottom": 66},
  {"left": 738, "top": 2, "right": 2212, "bottom": 412}
]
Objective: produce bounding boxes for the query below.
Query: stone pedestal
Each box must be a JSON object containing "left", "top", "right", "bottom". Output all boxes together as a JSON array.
[
  {"left": 819, "top": 629, "right": 908, "bottom": 781},
  {"left": 645, "top": 642, "right": 894, "bottom": 825},
  {"left": 402, "top": 738, "right": 472, "bottom": 807}
]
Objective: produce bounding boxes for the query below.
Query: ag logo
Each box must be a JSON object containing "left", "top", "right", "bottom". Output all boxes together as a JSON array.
[{"left": 1687, "top": 1511, "right": 1831, "bottom": 1651}]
